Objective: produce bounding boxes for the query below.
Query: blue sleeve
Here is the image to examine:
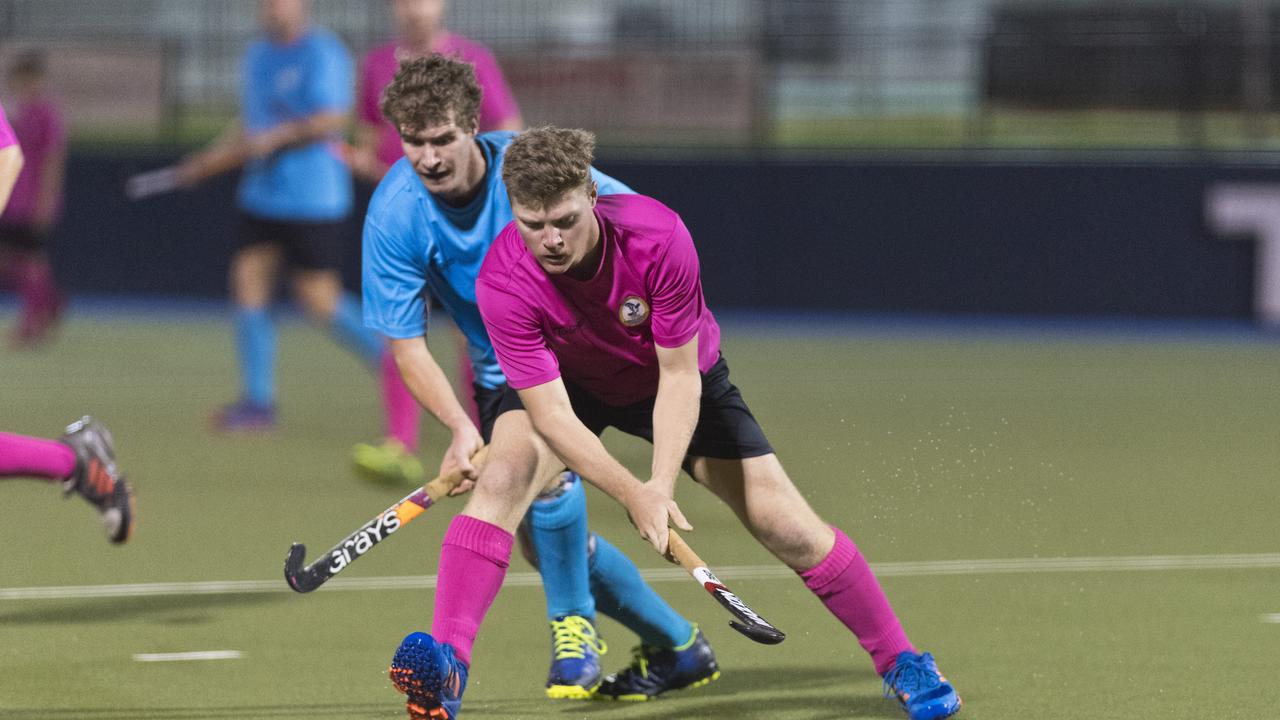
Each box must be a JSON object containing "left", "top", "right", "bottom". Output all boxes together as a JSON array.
[
  {"left": 307, "top": 36, "right": 354, "bottom": 114},
  {"left": 591, "top": 167, "right": 634, "bottom": 196},
  {"left": 363, "top": 216, "right": 429, "bottom": 339}
]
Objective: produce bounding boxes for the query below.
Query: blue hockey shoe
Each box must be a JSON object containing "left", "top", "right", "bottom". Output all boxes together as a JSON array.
[
  {"left": 545, "top": 615, "right": 607, "bottom": 699},
  {"left": 882, "top": 651, "right": 962, "bottom": 720},
  {"left": 596, "top": 625, "right": 720, "bottom": 701},
  {"left": 389, "top": 632, "right": 468, "bottom": 720},
  {"left": 211, "top": 398, "right": 276, "bottom": 433}
]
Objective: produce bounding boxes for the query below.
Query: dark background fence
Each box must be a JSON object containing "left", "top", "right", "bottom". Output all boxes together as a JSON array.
[{"left": 56, "top": 153, "right": 1271, "bottom": 319}]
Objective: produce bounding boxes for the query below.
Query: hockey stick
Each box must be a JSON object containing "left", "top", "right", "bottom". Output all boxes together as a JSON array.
[
  {"left": 666, "top": 529, "right": 786, "bottom": 645},
  {"left": 124, "top": 165, "right": 184, "bottom": 201},
  {"left": 284, "top": 446, "right": 488, "bottom": 593}
]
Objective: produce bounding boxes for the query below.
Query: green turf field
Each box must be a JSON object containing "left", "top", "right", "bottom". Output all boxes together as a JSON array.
[{"left": 1, "top": 311, "right": 1277, "bottom": 719}]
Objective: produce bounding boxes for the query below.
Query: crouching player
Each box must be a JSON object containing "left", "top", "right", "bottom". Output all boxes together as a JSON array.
[
  {"left": 469, "top": 128, "right": 960, "bottom": 720},
  {"left": 362, "top": 57, "right": 718, "bottom": 717}
]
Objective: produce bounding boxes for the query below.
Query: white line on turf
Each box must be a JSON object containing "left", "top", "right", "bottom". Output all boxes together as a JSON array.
[
  {"left": 2, "top": 552, "right": 1277, "bottom": 602},
  {"left": 1261, "top": 614, "right": 1280, "bottom": 624},
  {"left": 133, "top": 651, "right": 244, "bottom": 662}
]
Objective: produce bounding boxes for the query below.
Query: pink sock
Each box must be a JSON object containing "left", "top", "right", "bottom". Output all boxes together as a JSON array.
[
  {"left": 0, "top": 432, "right": 77, "bottom": 480},
  {"left": 17, "top": 258, "right": 58, "bottom": 313},
  {"left": 381, "top": 348, "right": 421, "bottom": 452},
  {"left": 432, "top": 514, "right": 513, "bottom": 666},
  {"left": 800, "top": 527, "right": 915, "bottom": 675}
]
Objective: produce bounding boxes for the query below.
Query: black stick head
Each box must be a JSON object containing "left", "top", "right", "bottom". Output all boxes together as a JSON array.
[
  {"left": 284, "top": 543, "right": 322, "bottom": 593},
  {"left": 729, "top": 620, "right": 786, "bottom": 645}
]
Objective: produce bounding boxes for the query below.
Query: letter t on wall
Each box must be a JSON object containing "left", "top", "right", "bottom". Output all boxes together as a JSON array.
[{"left": 1206, "top": 183, "right": 1280, "bottom": 326}]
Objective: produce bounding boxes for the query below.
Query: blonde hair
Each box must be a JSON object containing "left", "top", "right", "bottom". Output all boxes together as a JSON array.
[
  {"left": 380, "top": 54, "right": 482, "bottom": 134},
  {"left": 502, "top": 126, "right": 596, "bottom": 208}
]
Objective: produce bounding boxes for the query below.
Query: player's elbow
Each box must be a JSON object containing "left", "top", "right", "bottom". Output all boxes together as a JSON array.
[{"left": 0, "top": 144, "right": 24, "bottom": 175}]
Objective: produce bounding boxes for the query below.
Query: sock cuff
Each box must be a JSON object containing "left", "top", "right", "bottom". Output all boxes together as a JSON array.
[
  {"left": 237, "top": 306, "right": 271, "bottom": 320},
  {"left": 798, "top": 526, "right": 857, "bottom": 591},
  {"left": 529, "top": 474, "right": 585, "bottom": 530},
  {"left": 432, "top": 618, "right": 478, "bottom": 666},
  {"left": 444, "top": 515, "right": 513, "bottom": 567}
]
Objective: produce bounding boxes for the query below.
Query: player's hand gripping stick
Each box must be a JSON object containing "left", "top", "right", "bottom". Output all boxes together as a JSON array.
[
  {"left": 283, "top": 446, "right": 489, "bottom": 593},
  {"left": 666, "top": 529, "right": 786, "bottom": 645}
]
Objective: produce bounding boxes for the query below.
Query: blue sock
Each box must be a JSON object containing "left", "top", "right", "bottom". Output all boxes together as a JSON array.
[
  {"left": 589, "top": 533, "right": 694, "bottom": 648},
  {"left": 330, "top": 293, "right": 383, "bottom": 367},
  {"left": 527, "top": 473, "right": 595, "bottom": 620},
  {"left": 235, "top": 307, "right": 276, "bottom": 406}
]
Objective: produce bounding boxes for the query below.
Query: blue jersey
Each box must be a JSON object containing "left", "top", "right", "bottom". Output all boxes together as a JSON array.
[
  {"left": 362, "top": 131, "right": 633, "bottom": 389},
  {"left": 237, "top": 27, "right": 353, "bottom": 221}
]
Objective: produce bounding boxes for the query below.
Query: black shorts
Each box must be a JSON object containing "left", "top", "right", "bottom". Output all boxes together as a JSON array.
[
  {"left": 474, "top": 382, "right": 510, "bottom": 444},
  {"left": 0, "top": 223, "right": 48, "bottom": 251},
  {"left": 492, "top": 355, "right": 774, "bottom": 461},
  {"left": 237, "top": 213, "right": 348, "bottom": 271}
]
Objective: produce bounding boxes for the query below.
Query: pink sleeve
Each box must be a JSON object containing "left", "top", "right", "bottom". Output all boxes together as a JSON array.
[
  {"left": 648, "top": 218, "right": 706, "bottom": 349},
  {"left": 0, "top": 104, "right": 16, "bottom": 149},
  {"left": 470, "top": 46, "right": 521, "bottom": 131},
  {"left": 476, "top": 279, "right": 561, "bottom": 390}
]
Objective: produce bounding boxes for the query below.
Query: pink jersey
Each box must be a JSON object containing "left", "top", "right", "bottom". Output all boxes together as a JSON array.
[
  {"left": 359, "top": 34, "right": 521, "bottom": 169},
  {"left": 0, "top": 98, "right": 65, "bottom": 224},
  {"left": 0, "top": 103, "right": 16, "bottom": 149},
  {"left": 478, "top": 194, "right": 722, "bottom": 406}
]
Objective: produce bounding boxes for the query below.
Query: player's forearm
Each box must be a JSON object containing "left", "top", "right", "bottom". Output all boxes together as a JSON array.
[
  {"left": 180, "top": 122, "right": 248, "bottom": 185},
  {"left": 254, "top": 111, "right": 348, "bottom": 155},
  {"left": 0, "top": 145, "right": 25, "bottom": 213},
  {"left": 650, "top": 369, "right": 701, "bottom": 494},
  {"left": 351, "top": 122, "right": 390, "bottom": 182},
  {"left": 389, "top": 336, "right": 475, "bottom": 433},
  {"left": 527, "top": 401, "right": 645, "bottom": 505}
]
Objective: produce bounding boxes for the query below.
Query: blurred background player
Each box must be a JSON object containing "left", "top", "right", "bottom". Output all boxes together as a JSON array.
[
  {"left": 0, "top": 99, "right": 133, "bottom": 544},
  {"left": 177, "top": 0, "right": 420, "bottom": 467},
  {"left": 463, "top": 127, "right": 962, "bottom": 720},
  {"left": 364, "top": 57, "right": 717, "bottom": 715},
  {"left": 0, "top": 50, "right": 67, "bottom": 348},
  {"left": 350, "top": 0, "right": 524, "bottom": 483}
]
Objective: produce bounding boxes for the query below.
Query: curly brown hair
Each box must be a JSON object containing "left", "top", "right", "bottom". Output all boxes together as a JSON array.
[
  {"left": 502, "top": 127, "right": 596, "bottom": 209},
  {"left": 380, "top": 54, "right": 482, "bottom": 135}
]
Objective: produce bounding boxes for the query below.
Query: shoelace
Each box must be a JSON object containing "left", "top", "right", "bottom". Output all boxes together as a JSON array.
[
  {"left": 882, "top": 653, "right": 941, "bottom": 701},
  {"left": 621, "top": 645, "right": 656, "bottom": 679},
  {"left": 551, "top": 617, "right": 607, "bottom": 660}
]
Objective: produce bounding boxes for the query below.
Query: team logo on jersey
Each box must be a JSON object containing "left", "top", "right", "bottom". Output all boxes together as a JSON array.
[{"left": 618, "top": 296, "right": 650, "bottom": 327}]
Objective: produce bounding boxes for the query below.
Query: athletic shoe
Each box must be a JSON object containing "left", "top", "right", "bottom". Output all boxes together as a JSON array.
[
  {"left": 882, "top": 650, "right": 962, "bottom": 720},
  {"left": 211, "top": 399, "right": 276, "bottom": 433},
  {"left": 60, "top": 416, "right": 135, "bottom": 544},
  {"left": 596, "top": 625, "right": 720, "bottom": 701},
  {"left": 389, "top": 632, "right": 468, "bottom": 720},
  {"left": 352, "top": 438, "right": 424, "bottom": 486},
  {"left": 545, "top": 615, "right": 608, "bottom": 699}
]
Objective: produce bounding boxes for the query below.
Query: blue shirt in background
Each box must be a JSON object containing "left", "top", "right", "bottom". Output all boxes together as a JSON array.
[
  {"left": 238, "top": 26, "right": 353, "bottom": 221},
  {"left": 362, "top": 131, "right": 633, "bottom": 389}
]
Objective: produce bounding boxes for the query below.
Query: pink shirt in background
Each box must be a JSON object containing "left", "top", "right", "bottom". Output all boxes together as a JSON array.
[
  {"left": 477, "top": 194, "right": 722, "bottom": 407},
  {"left": 0, "top": 97, "right": 66, "bottom": 225},
  {"left": 0, "top": 103, "right": 16, "bottom": 149},
  {"left": 359, "top": 34, "right": 522, "bottom": 169}
]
